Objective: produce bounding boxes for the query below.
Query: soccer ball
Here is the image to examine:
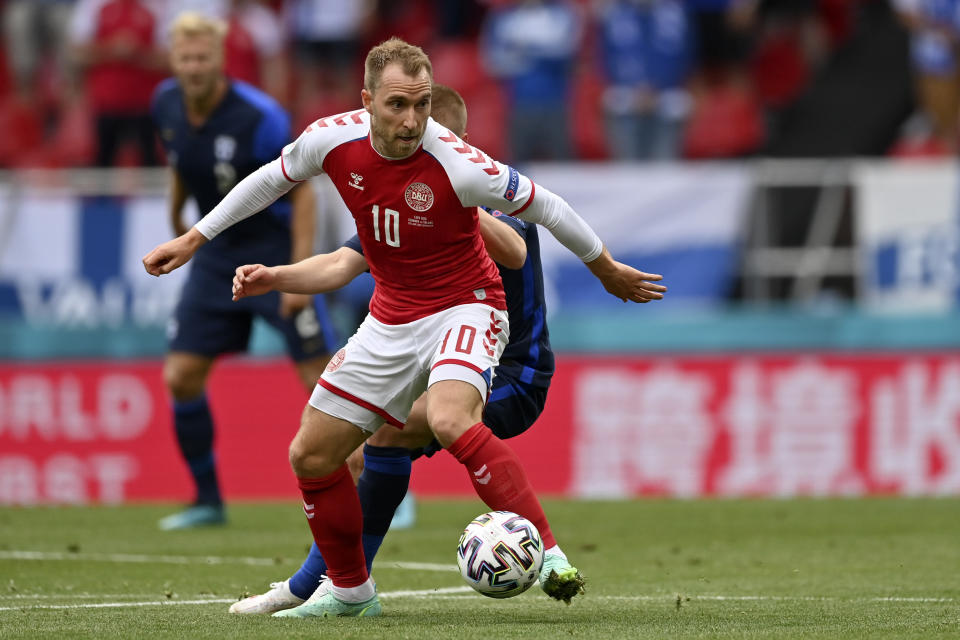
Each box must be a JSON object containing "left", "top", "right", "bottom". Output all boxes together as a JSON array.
[{"left": 456, "top": 510, "right": 544, "bottom": 599}]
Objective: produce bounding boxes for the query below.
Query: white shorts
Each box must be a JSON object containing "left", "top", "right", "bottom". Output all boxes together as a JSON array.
[{"left": 309, "top": 303, "right": 509, "bottom": 433}]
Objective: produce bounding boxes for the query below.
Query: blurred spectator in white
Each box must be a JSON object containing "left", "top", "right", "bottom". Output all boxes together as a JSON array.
[
  {"left": 894, "top": 0, "right": 960, "bottom": 153},
  {"left": 284, "top": 0, "right": 375, "bottom": 102},
  {"left": 165, "top": 0, "right": 289, "bottom": 104},
  {"left": 596, "top": 0, "right": 693, "bottom": 160},
  {"left": 481, "top": 0, "right": 583, "bottom": 162},
  {"left": 2, "top": 0, "right": 76, "bottom": 100},
  {"left": 69, "top": 0, "right": 167, "bottom": 166}
]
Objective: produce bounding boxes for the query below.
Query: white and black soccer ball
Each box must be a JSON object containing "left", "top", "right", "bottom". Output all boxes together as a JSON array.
[{"left": 456, "top": 510, "right": 544, "bottom": 599}]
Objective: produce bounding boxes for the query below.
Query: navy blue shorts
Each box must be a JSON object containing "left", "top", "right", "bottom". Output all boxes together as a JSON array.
[
  {"left": 168, "top": 264, "right": 337, "bottom": 361},
  {"left": 413, "top": 374, "right": 549, "bottom": 459}
]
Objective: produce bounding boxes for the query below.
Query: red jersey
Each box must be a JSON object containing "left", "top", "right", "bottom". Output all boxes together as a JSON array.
[
  {"left": 74, "top": 0, "right": 162, "bottom": 113},
  {"left": 280, "top": 111, "right": 536, "bottom": 325}
]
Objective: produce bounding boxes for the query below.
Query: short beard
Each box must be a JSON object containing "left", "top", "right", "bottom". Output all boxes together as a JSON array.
[{"left": 369, "top": 114, "right": 419, "bottom": 158}]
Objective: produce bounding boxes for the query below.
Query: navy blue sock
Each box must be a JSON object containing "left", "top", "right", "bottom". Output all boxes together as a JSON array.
[
  {"left": 289, "top": 542, "right": 327, "bottom": 600},
  {"left": 357, "top": 444, "right": 412, "bottom": 572},
  {"left": 287, "top": 444, "right": 412, "bottom": 594},
  {"left": 172, "top": 395, "right": 221, "bottom": 506}
]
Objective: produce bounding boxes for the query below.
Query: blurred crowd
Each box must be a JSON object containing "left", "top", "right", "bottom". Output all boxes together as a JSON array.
[{"left": 0, "top": 0, "right": 952, "bottom": 168}]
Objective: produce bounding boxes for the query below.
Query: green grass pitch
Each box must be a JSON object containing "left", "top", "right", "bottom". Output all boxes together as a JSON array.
[{"left": 1, "top": 498, "right": 958, "bottom": 639}]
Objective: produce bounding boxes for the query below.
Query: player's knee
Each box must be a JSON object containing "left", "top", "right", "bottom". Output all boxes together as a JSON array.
[
  {"left": 162, "top": 362, "right": 205, "bottom": 400},
  {"left": 288, "top": 439, "right": 339, "bottom": 478},
  {"left": 427, "top": 413, "right": 474, "bottom": 449},
  {"left": 368, "top": 426, "right": 433, "bottom": 450}
]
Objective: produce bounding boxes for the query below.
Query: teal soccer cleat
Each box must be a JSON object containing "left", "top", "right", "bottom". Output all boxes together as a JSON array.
[
  {"left": 272, "top": 590, "right": 381, "bottom": 618},
  {"left": 157, "top": 504, "right": 226, "bottom": 531},
  {"left": 539, "top": 554, "right": 586, "bottom": 604}
]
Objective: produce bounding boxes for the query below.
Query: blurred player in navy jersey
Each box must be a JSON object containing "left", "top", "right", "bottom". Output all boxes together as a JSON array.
[
  {"left": 151, "top": 12, "right": 337, "bottom": 530},
  {"left": 144, "top": 38, "right": 665, "bottom": 617},
  {"left": 226, "top": 84, "right": 563, "bottom": 615}
]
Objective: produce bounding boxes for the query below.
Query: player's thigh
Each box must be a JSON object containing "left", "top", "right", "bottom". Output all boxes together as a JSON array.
[
  {"left": 367, "top": 393, "right": 435, "bottom": 450},
  {"left": 289, "top": 403, "right": 369, "bottom": 477},
  {"left": 311, "top": 314, "right": 429, "bottom": 434},
  {"left": 482, "top": 377, "right": 549, "bottom": 441},
  {"left": 424, "top": 304, "right": 509, "bottom": 408},
  {"left": 426, "top": 379, "right": 487, "bottom": 448},
  {"left": 258, "top": 294, "right": 338, "bottom": 365},
  {"left": 162, "top": 351, "right": 215, "bottom": 399}
]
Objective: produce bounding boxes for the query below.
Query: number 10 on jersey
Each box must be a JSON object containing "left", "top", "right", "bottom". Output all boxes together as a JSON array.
[{"left": 372, "top": 205, "right": 400, "bottom": 247}]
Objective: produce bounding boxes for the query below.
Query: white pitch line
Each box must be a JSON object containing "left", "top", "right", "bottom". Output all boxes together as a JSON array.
[
  {"left": 0, "top": 594, "right": 165, "bottom": 600},
  {"left": 594, "top": 595, "right": 957, "bottom": 604},
  {"left": 379, "top": 586, "right": 473, "bottom": 598},
  {"left": 1, "top": 590, "right": 953, "bottom": 612},
  {"left": 0, "top": 550, "right": 457, "bottom": 572},
  {"left": 0, "top": 587, "right": 476, "bottom": 612},
  {"left": 0, "top": 598, "right": 234, "bottom": 611},
  {"left": 0, "top": 550, "right": 278, "bottom": 566},
  {"left": 388, "top": 561, "right": 457, "bottom": 572}
]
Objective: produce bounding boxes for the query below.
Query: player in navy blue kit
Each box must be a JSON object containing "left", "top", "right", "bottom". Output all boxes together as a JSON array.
[
  {"left": 152, "top": 12, "right": 337, "bottom": 531},
  {"left": 226, "top": 84, "right": 562, "bottom": 615}
]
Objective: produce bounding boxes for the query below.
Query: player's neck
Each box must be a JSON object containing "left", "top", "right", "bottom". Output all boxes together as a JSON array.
[
  {"left": 184, "top": 77, "right": 229, "bottom": 127},
  {"left": 369, "top": 134, "right": 419, "bottom": 160}
]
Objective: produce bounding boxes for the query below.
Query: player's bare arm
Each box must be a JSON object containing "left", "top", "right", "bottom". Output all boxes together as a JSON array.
[
  {"left": 280, "top": 182, "right": 318, "bottom": 317},
  {"left": 586, "top": 246, "right": 666, "bottom": 303},
  {"left": 168, "top": 169, "right": 190, "bottom": 237},
  {"left": 142, "top": 156, "right": 299, "bottom": 276},
  {"left": 478, "top": 210, "right": 526, "bottom": 269},
  {"left": 142, "top": 227, "right": 208, "bottom": 276},
  {"left": 232, "top": 247, "right": 368, "bottom": 301}
]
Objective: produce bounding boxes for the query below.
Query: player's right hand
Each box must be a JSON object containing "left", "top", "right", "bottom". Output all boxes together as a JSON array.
[
  {"left": 232, "top": 264, "right": 276, "bottom": 301},
  {"left": 142, "top": 229, "right": 206, "bottom": 276}
]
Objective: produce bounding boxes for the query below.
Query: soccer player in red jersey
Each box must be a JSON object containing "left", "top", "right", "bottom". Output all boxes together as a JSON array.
[{"left": 144, "top": 38, "right": 666, "bottom": 618}]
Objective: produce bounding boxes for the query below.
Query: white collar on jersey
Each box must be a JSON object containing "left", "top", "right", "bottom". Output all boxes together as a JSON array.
[{"left": 367, "top": 131, "right": 426, "bottom": 160}]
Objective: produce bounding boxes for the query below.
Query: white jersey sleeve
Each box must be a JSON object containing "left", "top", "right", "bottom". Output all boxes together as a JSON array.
[
  {"left": 194, "top": 159, "right": 292, "bottom": 239},
  {"left": 423, "top": 118, "right": 602, "bottom": 262},
  {"left": 194, "top": 110, "right": 370, "bottom": 240}
]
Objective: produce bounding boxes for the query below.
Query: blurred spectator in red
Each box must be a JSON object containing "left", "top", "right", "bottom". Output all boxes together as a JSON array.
[
  {"left": 894, "top": 0, "right": 960, "bottom": 152},
  {"left": 69, "top": 0, "right": 166, "bottom": 166},
  {"left": 481, "top": 0, "right": 583, "bottom": 162},
  {"left": 224, "top": 0, "right": 288, "bottom": 103},
  {"left": 596, "top": 0, "right": 694, "bottom": 160}
]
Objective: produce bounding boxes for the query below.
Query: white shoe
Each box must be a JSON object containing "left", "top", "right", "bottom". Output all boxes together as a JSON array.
[{"left": 228, "top": 580, "right": 304, "bottom": 614}]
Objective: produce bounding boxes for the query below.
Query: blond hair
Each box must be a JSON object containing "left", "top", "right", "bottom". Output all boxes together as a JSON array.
[
  {"left": 431, "top": 83, "right": 467, "bottom": 137},
  {"left": 169, "top": 11, "right": 227, "bottom": 44},
  {"left": 364, "top": 37, "right": 433, "bottom": 93}
]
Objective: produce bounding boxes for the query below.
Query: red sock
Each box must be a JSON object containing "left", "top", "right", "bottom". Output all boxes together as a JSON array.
[
  {"left": 447, "top": 423, "right": 557, "bottom": 548},
  {"left": 297, "top": 465, "right": 368, "bottom": 587}
]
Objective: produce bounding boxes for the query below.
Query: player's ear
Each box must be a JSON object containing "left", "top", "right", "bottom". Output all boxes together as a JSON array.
[{"left": 361, "top": 89, "right": 373, "bottom": 113}]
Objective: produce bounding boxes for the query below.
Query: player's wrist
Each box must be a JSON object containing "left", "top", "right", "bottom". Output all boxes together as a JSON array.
[{"left": 185, "top": 226, "right": 210, "bottom": 247}]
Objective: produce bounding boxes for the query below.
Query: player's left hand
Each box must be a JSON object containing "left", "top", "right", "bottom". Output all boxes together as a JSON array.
[
  {"left": 600, "top": 262, "right": 666, "bottom": 303},
  {"left": 280, "top": 292, "right": 311, "bottom": 318},
  {"left": 587, "top": 247, "right": 666, "bottom": 303}
]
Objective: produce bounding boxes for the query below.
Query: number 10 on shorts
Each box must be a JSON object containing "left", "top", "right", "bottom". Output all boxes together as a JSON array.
[{"left": 441, "top": 325, "right": 477, "bottom": 355}]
